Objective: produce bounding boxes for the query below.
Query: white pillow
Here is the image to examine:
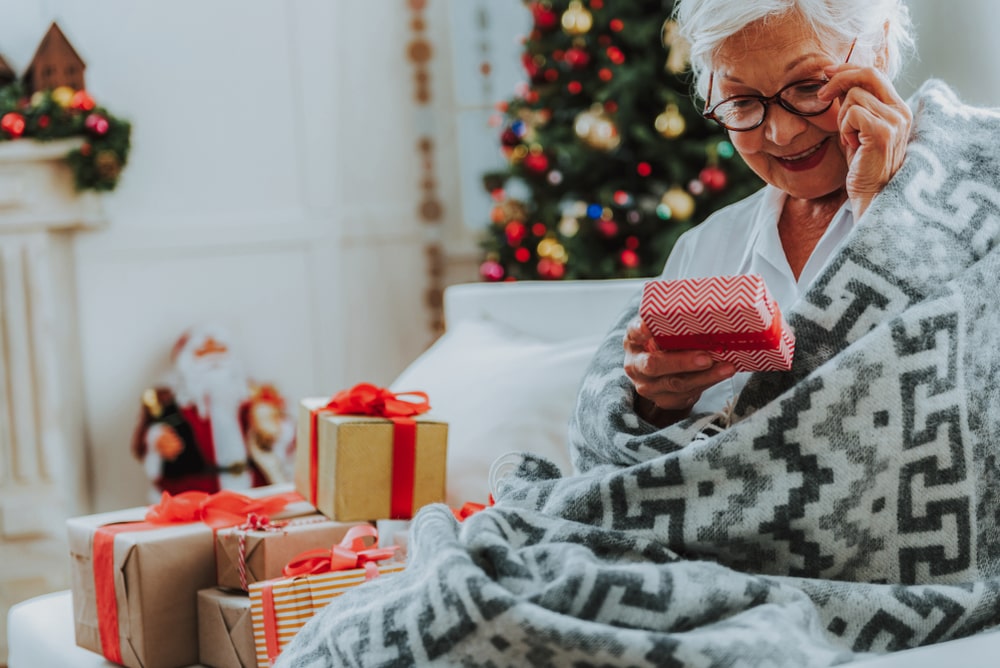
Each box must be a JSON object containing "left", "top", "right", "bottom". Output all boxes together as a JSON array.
[{"left": 390, "top": 319, "right": 601, "bottom": 506}]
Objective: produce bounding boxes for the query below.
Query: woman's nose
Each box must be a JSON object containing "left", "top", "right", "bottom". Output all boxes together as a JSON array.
[{"left": 762, "top": 103, "right": 808, "bottom": 146}]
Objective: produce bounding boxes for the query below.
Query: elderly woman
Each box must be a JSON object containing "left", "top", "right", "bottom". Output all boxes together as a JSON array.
[
  {"left": 627, "top": 0, "right": 916, "bottom": 426},
  {"left": 279, "top": 1, "right": 1000, "bottom": 666}
]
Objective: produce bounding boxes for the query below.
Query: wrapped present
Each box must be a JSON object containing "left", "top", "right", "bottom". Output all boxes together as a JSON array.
[
  {"left": 639, "top": 274, "right": 795, "bottom": 372},
  {"left": 67, "top": 485, "right": 310, "bottom": 668},
  {"left": 249, "top": 525, "right": 403, "bottom": 666},
  {"left": 294, "top": 383, "right": 448, "bottom": 521},
  {"left": 216, "top": 513, "right": 370, "bottom": 591},
  {"left": 198, "top": 587, "right": 257, "bottom": 668}
]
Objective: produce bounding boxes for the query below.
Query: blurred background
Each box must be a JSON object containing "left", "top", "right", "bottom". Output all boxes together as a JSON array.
[{"left": 0, "top": 0, "right": 994, "bottom": 662}]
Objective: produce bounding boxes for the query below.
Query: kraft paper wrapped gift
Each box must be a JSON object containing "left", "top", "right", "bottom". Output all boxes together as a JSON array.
[
  {"left": 198, "top": 587, "right": 257, "bottom": 668},
  {"left": 248, "top": 525, "right": 404, "bottom": 666},
  {"left": 639, "top": 273, "right": 796, "bottom": 372},
  {"left": 295, "top": 387, "right": 448, "bottom": 521},
  {"left": 215, "top": 514, "right": 370, "bottom": 591},
  {"left": 67, "top": 485, "right": 311, "bottom": 668}
]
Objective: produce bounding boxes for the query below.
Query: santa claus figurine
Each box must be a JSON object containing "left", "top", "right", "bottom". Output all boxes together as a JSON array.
[{"left": 131, "top": 323, "right": 295, "bottom": 501}]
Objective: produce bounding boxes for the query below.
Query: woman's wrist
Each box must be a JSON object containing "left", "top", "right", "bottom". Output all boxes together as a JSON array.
[{"left": 636, "top": 395, "right": 690, "bottom": 429}]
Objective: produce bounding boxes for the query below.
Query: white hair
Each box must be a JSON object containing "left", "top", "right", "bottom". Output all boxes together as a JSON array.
[{"left": 673, "top": 0, "right": 916, "bottom": 101}]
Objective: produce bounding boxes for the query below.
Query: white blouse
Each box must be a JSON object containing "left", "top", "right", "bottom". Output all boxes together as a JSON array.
[{"left": 658, "top": 185, "right": 854, "bottom": 415}]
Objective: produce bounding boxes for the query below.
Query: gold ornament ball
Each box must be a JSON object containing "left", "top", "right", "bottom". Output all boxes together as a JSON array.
[
  {"left": 661, "top": 186, "right": 696, "bottom": 221},
  {"left": 559, "top": 216, "right": 580, "bottom": 237},
  {"left": 655, "top": 104, "right": 686, "bottom": 139},
  {"left": 51, "top": 86, "right": 75, "bottom": 108},
  {"left": 562, "top": 0, "right": 593, "bottom": 36},
  {"left": 574, "top": 105, "right": 620, "bottom": 151}
]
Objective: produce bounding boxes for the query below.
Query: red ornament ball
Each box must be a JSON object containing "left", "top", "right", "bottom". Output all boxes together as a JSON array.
[
  {"left": 567, "top": 81, "right": 583, "bottom": 94},
  {"left": 514, "top": 247, "right": 531, "bottom": 263},
  {"left": 521, "top": 53, "right": 542, "bottom": 81},
  {"left": 636, "top": 162, "right": 652, "bottom": 177},
  {"left": 620, "top": 249, "right": 640, "bottom": 268},
  {"left": 70, "top": 90, "right": 96, "bottom": 112},
  {"left": 1, "top": 112, "right": 25, "bottom": 138},
  {"left": 531, "top": 3, "right": 559, "bottom": 30},
  {"left": 596, "top": 219, "right": 619, "bottom": 238},
  {"left": 606, "top": 46, "right": 625, "bottom": 65},
  {"left": 537, "top": 258, "right": 566, "bottom": 279},
  {"left": 564, "top": 47, "right": 591, "bottom": 69},
  {"left": 505, "top": 221, "right": 528, "bottom": 246},
  {"left": 609, "top": 18, "right": 624, "bottom": 32},
  {"left": 598, "top": 67, "right": 613, "bottom": 82},
  {"left": 532, "top": 222, "right": 548, "bottom": 237},
  {"left": 84, "top": 113, "right": 110, "bottom": 136},
  {"left": 38, "top": 114, "right": 50, "bottom": 129},
  {"left": 523, "top": 152, "right": 550, "bottom": 174},
  {"left": 699, "top": 166, "right": 728, "bottom": 192},
  {"left": 479, "top": 260, "right": 505, "bottom": 281},
  {"left": 501, "top": 127, "right": 520, "bottom": 147}
]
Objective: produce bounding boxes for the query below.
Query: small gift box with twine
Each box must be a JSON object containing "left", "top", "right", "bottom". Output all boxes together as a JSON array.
[
  {"left": 249, "top": 524, "right": 404, "bottom": 666},
  {"left": 67, "top": 486, "right": 310, "bottom": 668},
  {"left": 294, "top": 383, "right": 448, "bottom": 521},
  {"left": 215, "top": 512, "right": 370, "bottom": 591}
]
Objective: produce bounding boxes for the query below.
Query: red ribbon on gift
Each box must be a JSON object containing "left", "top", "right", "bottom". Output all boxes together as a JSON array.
[
  {"left": 259, "top": 524, "right": 398, "bottom": 665},
  {"left": 651, "top": 302, "right": 786, "bottom": 353},
  {"left": 308, "top": 383, "right": 431, "bottom": 518},
  {"left": 93, "top": 489, "right": 301, "bottom": 664}
]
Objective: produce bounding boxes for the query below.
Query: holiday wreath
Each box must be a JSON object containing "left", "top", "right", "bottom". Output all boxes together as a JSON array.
[{"left": 0, "top": 83, "right": 131, "bottom": 192}]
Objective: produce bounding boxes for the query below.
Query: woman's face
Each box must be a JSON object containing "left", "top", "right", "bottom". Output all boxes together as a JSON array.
[{"left": 711, "top": 13, "right": 850, "bottom": 201}]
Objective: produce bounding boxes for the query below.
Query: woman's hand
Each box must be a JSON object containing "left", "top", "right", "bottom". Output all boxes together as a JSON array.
[
  {"left": 624, "top": 316, "right": 736, "bottom": 427},
  {"left": 819, "top": 64, "right": 912, "bottom": 219}
]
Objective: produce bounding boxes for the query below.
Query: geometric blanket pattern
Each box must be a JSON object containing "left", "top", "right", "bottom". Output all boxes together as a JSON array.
[{"left": 276, "top": 80, "right": 1000, "bottom": 667}]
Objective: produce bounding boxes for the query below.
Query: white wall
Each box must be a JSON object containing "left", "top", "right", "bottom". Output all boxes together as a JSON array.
[{"left": 902, "top": 0, "right": 1000, "bottom": 106}]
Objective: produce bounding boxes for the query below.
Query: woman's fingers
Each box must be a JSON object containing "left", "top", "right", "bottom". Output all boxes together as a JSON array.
[{"left": 819, "top": 64, "right": 911, "bottom": 215}]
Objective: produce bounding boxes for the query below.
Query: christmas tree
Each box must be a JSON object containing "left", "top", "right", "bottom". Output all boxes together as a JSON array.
[{"left": 479, "top": 0, "right": 762, "bottom": 281}]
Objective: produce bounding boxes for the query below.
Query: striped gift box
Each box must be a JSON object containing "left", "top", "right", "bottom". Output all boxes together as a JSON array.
[
  {"left": 640, "top": 274, "right": 795, "bottom": 372},
  {"left": 248, "top": 563, "right": 404, "bottom": 667}
]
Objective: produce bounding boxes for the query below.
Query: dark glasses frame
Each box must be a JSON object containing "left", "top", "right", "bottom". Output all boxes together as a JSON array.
[{"left": 702, "top": 37, "right": 857, "bottom": 132}]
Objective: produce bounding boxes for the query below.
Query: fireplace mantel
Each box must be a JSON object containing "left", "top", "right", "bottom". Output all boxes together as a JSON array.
[{"left": 0, "top": 138, "right": 106, "bottom": 232}]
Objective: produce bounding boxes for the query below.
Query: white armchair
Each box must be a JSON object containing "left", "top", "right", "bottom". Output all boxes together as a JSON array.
[{"left": 7, "top": 279, "right": 998, "bottom": 667}]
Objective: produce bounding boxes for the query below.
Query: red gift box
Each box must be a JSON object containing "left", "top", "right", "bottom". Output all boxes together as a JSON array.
[{"left": 639, "top": 274, "right": 795, "bottom": 372}]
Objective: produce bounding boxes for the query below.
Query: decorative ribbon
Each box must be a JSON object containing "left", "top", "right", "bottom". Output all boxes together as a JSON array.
[
  {"left": 450, "top": 501, "right": 487, "bottom": 522},
  {"left": 259, "top": 524, "right": 398, "bottom": 665},
  {"left": 651, "top": 303, "right": 786, "bottom": 353},
  {"left": 93, "top": 489, "right": 301, "bottom": 663},
  {"left": 308, "top": 383, "right": 431, "bottom": 518}
]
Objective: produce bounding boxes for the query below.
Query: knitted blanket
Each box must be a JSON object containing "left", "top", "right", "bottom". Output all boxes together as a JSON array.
[{"left": 277, "top": 80, "right": 1000, "bottom": 667}]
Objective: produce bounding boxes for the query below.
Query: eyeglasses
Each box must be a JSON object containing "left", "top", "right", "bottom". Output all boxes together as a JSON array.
[{"left": 702, "top": 38, "right": 857, "bottom": 132}]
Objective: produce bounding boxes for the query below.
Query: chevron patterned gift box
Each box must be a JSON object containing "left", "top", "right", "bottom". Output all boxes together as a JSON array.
[{"left": 639, "top": 274, "right": 795, "bottom": 372}]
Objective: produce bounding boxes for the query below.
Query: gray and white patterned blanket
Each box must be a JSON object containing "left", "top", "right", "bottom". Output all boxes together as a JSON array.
[{"left": 278, "top": 80, "right": 1000, "bottom": 667}]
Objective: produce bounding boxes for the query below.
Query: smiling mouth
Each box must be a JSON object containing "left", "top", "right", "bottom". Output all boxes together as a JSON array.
[
  {"left": 777, "top": 138, "right": 828, "bottom": 162},
  {"left": 775, "top": 137, "right": 830, "bottom": 172}
]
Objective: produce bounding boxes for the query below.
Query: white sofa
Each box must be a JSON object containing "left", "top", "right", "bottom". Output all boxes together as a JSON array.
[{"left": 7, "top": 279, "right": 999, "bottom": 667}]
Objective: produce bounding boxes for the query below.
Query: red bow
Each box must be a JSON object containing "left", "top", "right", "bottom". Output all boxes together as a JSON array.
[
  {"left": 143, "top": 489, "right": 301, "bottom": 529},
  {"left": 324, "top": 383, "right": 430, "bottom": 419},
  {"left": 282, "top": 524, "right": 398, "bottom": 578}
]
